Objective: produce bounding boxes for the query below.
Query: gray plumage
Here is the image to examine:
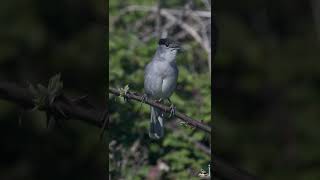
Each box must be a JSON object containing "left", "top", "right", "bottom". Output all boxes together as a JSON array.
[{"left": 144, "top": 38, "right": 179, "bottom": 139}]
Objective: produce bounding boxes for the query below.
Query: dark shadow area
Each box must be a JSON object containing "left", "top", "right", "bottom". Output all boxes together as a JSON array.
[
  {"left": 0, "top": 0, "right": 107, "bottom": 179},
  {"left": 214, "top": 0, "right": 320, "bottom": 179}
]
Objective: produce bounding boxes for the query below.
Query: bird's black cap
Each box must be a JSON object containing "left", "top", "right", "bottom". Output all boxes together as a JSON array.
[{"left": 158, "top": 38, "right": 180, "bottom": 49}]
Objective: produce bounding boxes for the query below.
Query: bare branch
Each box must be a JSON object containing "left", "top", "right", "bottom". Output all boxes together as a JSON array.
[
  {"left": 160, "top": 9, "right": 210, "bottom": 53},
  {"left": 110, "top": 5, "right": 211, "bottom": 20},
  {"left": 0, "top": 80, "right": 258, "bottom": 180},
  {"left": 109, "top": 87, "right": 211, "bottom": 134},
  {"left": 110, "top": 4, "right": 212, "bottom": 75},
  {"left": 0, "top": 82, "right": 103, "bottom": 127},
  {"left": 109, "top": 5, "right": 210, "bottom": 51},
  {"left": 214, "top": 156, "right": 259, "bottom": 180}
]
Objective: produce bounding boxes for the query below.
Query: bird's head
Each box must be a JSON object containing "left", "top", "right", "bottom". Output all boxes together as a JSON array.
[{"left": 157, "top": 38, "right": 180, "bottom": 62}]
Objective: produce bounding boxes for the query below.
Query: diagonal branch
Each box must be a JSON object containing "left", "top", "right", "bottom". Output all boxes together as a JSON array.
[
  {"left": 214, "top": 156, "right": 259, "bottom": 180},
  {"left": 0, "top": 81, "right": 258, "bottom": 180},
  {"left": 110, "top": 5, "right": 211, "bottom": 54},
  {"left": 109, "top": 87, "right": 211, "bottom": 134},
  {"left": 0, "top": 82, "right": 104, "bottom": 128}
]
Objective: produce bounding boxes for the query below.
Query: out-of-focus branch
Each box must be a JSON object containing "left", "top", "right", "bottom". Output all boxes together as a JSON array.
[
  {"left": 160, "top": 9, "right": 210, "bottom": 53},
  {"left": 110, "top": 5, "right": 211, "bottom": 21},
  {"left": 110, "top": 4, "right": 212, "bottom": 76},
  {"left": 0, "top": 81, "right": 104, "bottom": 128},
  {"left": 110, "top": 5, "right": 211, "bottom": 53},
  {"left": 214, "top": 156, "right": 259, "bottom": 180}
]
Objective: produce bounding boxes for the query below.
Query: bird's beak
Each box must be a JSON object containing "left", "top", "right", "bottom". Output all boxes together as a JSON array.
[{"left": 169, "top": 42, "right": 181, "bottom": 52}]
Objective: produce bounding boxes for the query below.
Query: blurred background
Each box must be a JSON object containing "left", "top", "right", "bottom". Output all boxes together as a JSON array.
[
  {"left": 1, "top": 0, "right": 319, "bottom": 179},
  {"left": 109, "top": 0, "right": 211, "bottom": 179},
  {"left": 214, "top": 0, "right": 320, "bottom": 180},
  {"left": 0, "top": 0, "right": 107, "bottom": 179}
]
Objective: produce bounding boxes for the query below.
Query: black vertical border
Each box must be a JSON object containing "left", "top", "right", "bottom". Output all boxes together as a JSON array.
[
  {"left": 105, "top": 0, "right": 109, "bottom": 178},
  {"left": 211, "top": 0, "right": 218, "bottom": 178}
]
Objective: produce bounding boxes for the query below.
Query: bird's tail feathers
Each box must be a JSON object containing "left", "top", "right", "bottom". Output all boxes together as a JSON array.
[{"left": 149, "top": 106, "right": 164, "bottom": 139}]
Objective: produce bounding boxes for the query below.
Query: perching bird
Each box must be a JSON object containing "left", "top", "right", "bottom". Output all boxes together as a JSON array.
[{"left": 144, "top": 38, "right": 180, "bottom": 139}]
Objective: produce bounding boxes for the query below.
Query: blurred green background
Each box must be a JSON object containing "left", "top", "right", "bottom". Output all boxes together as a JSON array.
[
  {"left": 109, "top": 0, "right": 211, "bottom": 179},
  {"left": 0, "top": 0, "right": 319, "bottom": 179},
  {"left": 215, "top": 0, "right": 320, "bottom": 180},
  {"left": 0, "top": 0, "right": 107, "bottom": 179}
]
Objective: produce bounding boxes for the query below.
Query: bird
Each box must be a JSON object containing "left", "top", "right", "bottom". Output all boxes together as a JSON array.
[{"left": 144, "top": 38, "right": 180, "bottom": 139}]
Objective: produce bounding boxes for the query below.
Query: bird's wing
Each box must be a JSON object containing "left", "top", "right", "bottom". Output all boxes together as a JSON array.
[{"left": 144, "top": 62, "right": 164, "bottom": 98}]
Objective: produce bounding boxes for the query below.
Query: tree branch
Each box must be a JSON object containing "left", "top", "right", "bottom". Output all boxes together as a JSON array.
[
  {"left": 109, "top": 87, "right": 211, "bottom": 134},
  {"left": 110, "top": 5, "right": 211, "bottom": 54},
  {"left": 214, "top": 156, "right": 259, "bottom": 180},
  {"left": 109, "top": 88, "right": 259, "bottom": 179},
  {"left": 0, "top": 81, "right": 104, "bottom": 128},
  {"left": 0, "top": 81, "right": 258, "bottom": 180}
]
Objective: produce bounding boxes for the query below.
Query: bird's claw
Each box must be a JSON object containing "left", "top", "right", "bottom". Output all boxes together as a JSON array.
[
  {"left": 169, "top": 104, "right": 176, "bottom": 118},
  {"left": 141, "top": 94, "right": 148, "bottom": 103},
  {"left": 156, "top": 98, "right": 163, "bottom": 103}
]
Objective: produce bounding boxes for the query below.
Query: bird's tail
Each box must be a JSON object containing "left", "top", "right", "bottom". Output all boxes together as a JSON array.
[{"left": 149, "top": 106, "right": 164, "bottom": 139}]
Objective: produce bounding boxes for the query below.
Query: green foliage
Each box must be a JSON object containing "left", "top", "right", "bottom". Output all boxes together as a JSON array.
[{"left": 109, "top": 0, "right": 211, "bottom": 179}]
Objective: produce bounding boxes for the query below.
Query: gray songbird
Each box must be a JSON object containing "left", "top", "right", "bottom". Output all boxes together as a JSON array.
[{"left": 144, "top": 38, "right": 180, "bottom": 139}]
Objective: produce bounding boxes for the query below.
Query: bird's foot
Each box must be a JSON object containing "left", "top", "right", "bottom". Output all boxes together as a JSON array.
[
  {"left": 156, "top": 98, "right": 163, "bottom": 103},
  {"left": 141, "top": 94, "right": 148, "bottom": 103},
  {"left": 166, "top": 98, "right": 176, "bottom": 118},
  {"left": 169, "top": 104, "right": 176, "bottom": 118}
]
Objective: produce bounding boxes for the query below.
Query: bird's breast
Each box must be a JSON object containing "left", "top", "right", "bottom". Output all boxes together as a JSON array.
[{"left": 144, "top": 61, "right": 178, "bottom": 99}]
